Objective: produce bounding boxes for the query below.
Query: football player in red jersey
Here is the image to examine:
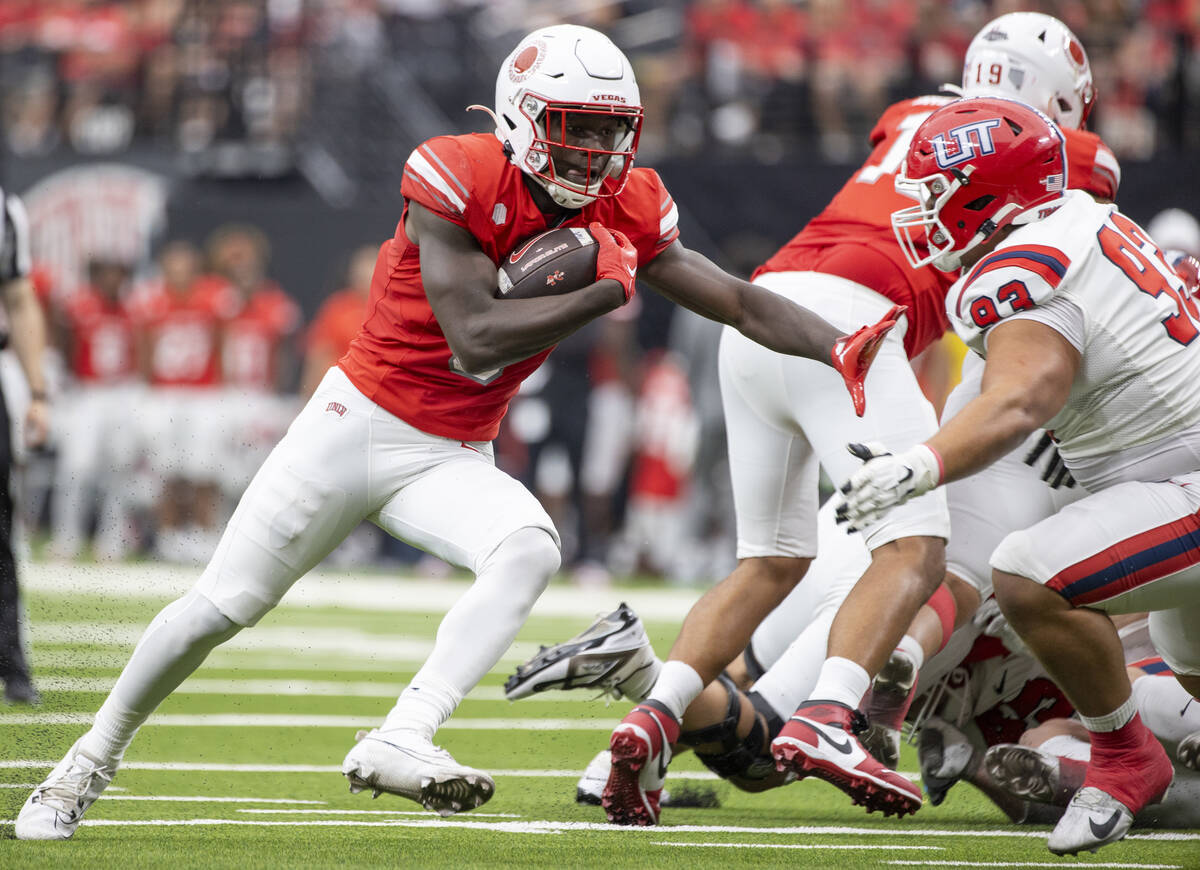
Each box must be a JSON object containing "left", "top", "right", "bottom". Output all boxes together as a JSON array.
[
  {"left": 15, "top": 24, "right": 896, "bottom": 840},
  {"left": 49, "top": 258, "right": 141, "bottom": 561},
  {"left": 129, "top": 241, "right": 237, "bottom": 563},
  {"left": 206, "top": 225, "right": 303, "bottom": 500},
  {"left": 601, "top": 11, "right": 1123, "bottom": 825}
]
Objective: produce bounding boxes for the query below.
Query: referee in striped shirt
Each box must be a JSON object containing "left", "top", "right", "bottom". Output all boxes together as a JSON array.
[{"left": 0, "top": 187, "right": 50, "bottom": 704}]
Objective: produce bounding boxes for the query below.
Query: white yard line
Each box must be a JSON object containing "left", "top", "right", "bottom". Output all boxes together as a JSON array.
[
  {"left": 237, "top": 809, "right": 522, "bottom": 817},
  {"left": 652, "top": 842, "right": 941, "bottom": 851},
  {"left": 0, "top": 759, "right": 720, "bottom": 780},
  {"left": 0, "top": 817, "right": 1192, "bottom": 843},
  {"left": 0, "top": 713, "right": 617, "bottom": 729},
  {"left": 101, "top": 796, "right": 327, "bottom": 804},
  {"left": 31, "top": 676, "right": 598, "bottom": 703},
  {"left": 22, "top": 562, "right": 701, "bottom": 622},
  {"left": 23, "top": 622, "right": 541, "bottom": 665}
]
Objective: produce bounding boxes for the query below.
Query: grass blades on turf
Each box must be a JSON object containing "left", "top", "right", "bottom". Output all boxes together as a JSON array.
[{"left": 2, "top": 562, "right": 1197, "bottom": 868}]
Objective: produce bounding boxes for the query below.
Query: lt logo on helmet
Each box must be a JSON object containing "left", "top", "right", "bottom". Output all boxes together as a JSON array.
[{"left": 933, "top": 119, "right": 1002, "bottom": 169}]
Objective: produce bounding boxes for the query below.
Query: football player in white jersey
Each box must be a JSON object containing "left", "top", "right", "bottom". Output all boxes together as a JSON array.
[{"left": 838, "top": 96, "right": 1200, "bottom": 856}]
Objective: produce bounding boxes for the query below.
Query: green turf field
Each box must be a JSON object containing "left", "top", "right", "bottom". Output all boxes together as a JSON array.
[{"left": 2, "top": 561, "right": 1197, "bottom": 868}]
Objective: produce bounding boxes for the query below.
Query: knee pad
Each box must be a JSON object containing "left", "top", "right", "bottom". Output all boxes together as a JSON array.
[
  {"left": 741, "top": 642, "right": 768, "bottom": 684},
  {"left": 481, "top": 526, "right": 561, "bottom": 598},
  {"left": 678, "top": 674, "right": 780, "bottom": 785},
  {"left": 148, "top": 591, "right": 242, "bottom": 656}
]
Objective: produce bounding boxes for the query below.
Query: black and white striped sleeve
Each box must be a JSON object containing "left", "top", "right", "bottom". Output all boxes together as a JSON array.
[{"left": 0, "top": 188, "right": 32, "bottom": 282}]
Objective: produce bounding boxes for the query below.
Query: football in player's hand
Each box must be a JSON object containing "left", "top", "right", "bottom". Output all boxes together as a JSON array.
[{"left": 497, "top": 226, "right": 598, "bottom": 299}]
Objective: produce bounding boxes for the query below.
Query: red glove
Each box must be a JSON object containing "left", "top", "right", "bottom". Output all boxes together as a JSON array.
[
  {"left": 1173, "top": 253, "right": 1200, "bottom": 296},
  {"left": 831, "top": 303, "right": 905, "bottom": 417},
  {"left": 590, "top": 222, "right": 638, "bottom": 303}
]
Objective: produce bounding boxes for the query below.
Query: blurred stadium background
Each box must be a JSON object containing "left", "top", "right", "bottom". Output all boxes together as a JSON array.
[{"left": 3, "top": 0, "right": 1200, "bottom": 583}]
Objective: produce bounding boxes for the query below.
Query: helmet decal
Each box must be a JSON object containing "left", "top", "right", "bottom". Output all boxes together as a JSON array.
[
  {"left": 932, "top": 119, "right": 1002, "bottom": 168},
  {"left": 509, "top": 41, "right": 545, "bottom": 83},
  {"left": 891, "top": 97, "right": 1069, "bottom": 272}
]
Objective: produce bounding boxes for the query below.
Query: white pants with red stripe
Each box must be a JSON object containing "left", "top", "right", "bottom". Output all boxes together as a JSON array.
[
  {"left": 990, "top": 473, "right": 1200, "bottom": 676},
  {"left": 195, "top": 366, "right": 558, "bottom": 626}
]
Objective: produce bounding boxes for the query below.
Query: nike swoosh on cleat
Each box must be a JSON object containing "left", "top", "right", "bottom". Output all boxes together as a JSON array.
[
  {"left": 992, "top": 671, "right": 1006, "bottom": 696},
  {"left": 1088, "top": 811, "right": 1122, "bottom": 840},
  {"left": 795, "top": 717, "right": 854, "bottom": 754},
  {"left": 1181, "top": 697, "right": 1194, "bottom": 717},
  {"left": 651, "top": 717, "right": 670, "bottom": 779}
]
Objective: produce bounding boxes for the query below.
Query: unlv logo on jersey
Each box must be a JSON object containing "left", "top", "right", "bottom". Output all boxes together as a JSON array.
[{"left": 933, "top": 118, "right": 1003, "bottom": 169}]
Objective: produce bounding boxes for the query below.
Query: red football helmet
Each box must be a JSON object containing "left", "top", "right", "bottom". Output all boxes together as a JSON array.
[{"left": 892, "top": 97, "right": 1068, "bottom": 272}]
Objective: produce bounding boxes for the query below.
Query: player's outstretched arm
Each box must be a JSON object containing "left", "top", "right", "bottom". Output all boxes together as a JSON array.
[
  {"left": 836, "top": 319, "right": 1079, "bottom": 530},
  {"left": 639, "top": 241, "right": 843, "bottom": 361},
  {"left": 408, "top": 202, "right": 626, "bottom": 373}
]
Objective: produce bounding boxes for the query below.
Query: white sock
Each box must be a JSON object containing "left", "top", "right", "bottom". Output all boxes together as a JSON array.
[
  {"left": 752, "top": 610, "right": 836, "bottom": 718},
  {"left": 1132, "top": 674, "right": 1200, "bottom": 743},
  {"left": 81, "top": 696, "right": 144, "bottom": 763},
  {"left": 381, "top": 527, "right": 559, "bottom": 738},
  {"left": 381, "top": 674, "right": 462, "bottom": 741},
  {"left": 894, "top": 634, "right": 926, "bottom": 672},
  {"left": 809, "top": 656, "right": 872, "bottom": 710},
  {"left": 646, "top": 660, "right": 704, "bottom": 720},
  {"left": 80, "top": 591, "right": 241, "bottom": 764},
  {"left": 1078, "top": 693, "right": 1137, "bottom": 732}
]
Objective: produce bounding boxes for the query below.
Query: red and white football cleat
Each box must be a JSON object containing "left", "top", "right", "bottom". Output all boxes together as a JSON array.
[
  {"left": 1048, "top": 716, "right": 1173, "bottom": 855},
  {"left": 772, "top": 699, "right": 923, "bottom": 817},
  {"left": 831, "top": 304, "right": 905, "bottom": 417},
  {"left": 602, "top": 700, "right": 680, "bottom": 826}
]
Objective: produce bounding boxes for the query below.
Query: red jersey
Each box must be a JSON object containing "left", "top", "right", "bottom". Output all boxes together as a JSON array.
[
  {"left": 61, "top": 286, "right": 137, "bottom": 383},
  {"left": 130, "top": 277, "right": 237, "bottom": 387},
  {"left": 339, "top": 133, "right": 680, "bottom": 442},
  {"left": 755, "top": 96, "right": 1122, "bottom": 358},
  {"left": 222, "top": 282, "right": 301, "bottom": 389},
  {"left": 307, "top": 287, "right": 370, "bottom": 358}
]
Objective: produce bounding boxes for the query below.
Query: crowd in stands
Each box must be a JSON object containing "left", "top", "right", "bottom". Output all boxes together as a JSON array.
[
  {"left": 1, "top": 1, "right": 1198, "bottom": 165},
  {"left": 4, "top": 2, "right": 1200, "bottom": 584}
]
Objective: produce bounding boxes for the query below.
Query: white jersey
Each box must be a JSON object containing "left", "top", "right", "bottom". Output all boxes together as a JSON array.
[{"left": 948, "top": 190, "right": 1200, "bottom": 489}]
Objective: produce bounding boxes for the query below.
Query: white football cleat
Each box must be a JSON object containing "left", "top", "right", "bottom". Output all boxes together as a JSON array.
[
  {"left": 1047, "top": 787, "right": 1134, "bottom": 855},
  {"left": 341, "top": 729, "right": 494, "bottom": 816},
  {"left": 576, "top": 749, "right": 612, "bottom": 805},
  {"left": 504, "top": 602, "right": 659, "bottom": 701},
  {"left": 16, "top": 738, "right": 116, "bottom": 840}
]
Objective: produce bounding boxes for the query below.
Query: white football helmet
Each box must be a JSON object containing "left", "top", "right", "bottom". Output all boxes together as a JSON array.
[
  {"left": 487, "top": 25, "right": 642, "bottom": 209},
  {"left": 956, "top": 12, "right": 1095, "bottom": 130}
]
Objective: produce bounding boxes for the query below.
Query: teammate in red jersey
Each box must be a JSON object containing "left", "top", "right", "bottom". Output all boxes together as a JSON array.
[
  {"left": 206, "top": 225, "right": 303, "bottom": 500},
  {"left": 602, "top": 11, "right": 1121, "bottom": 826},
  {"left": 15, "top": 24, "right": 895, "bottom": 840},
  {"left": 128, "top": 240, "right": 237, "bottom": 563},
  {"left": 49, "top": 258, "right": 142, "bottom": 560},
  {"left": 300, "top": 244, "right": 377, "bottom": 397}
]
